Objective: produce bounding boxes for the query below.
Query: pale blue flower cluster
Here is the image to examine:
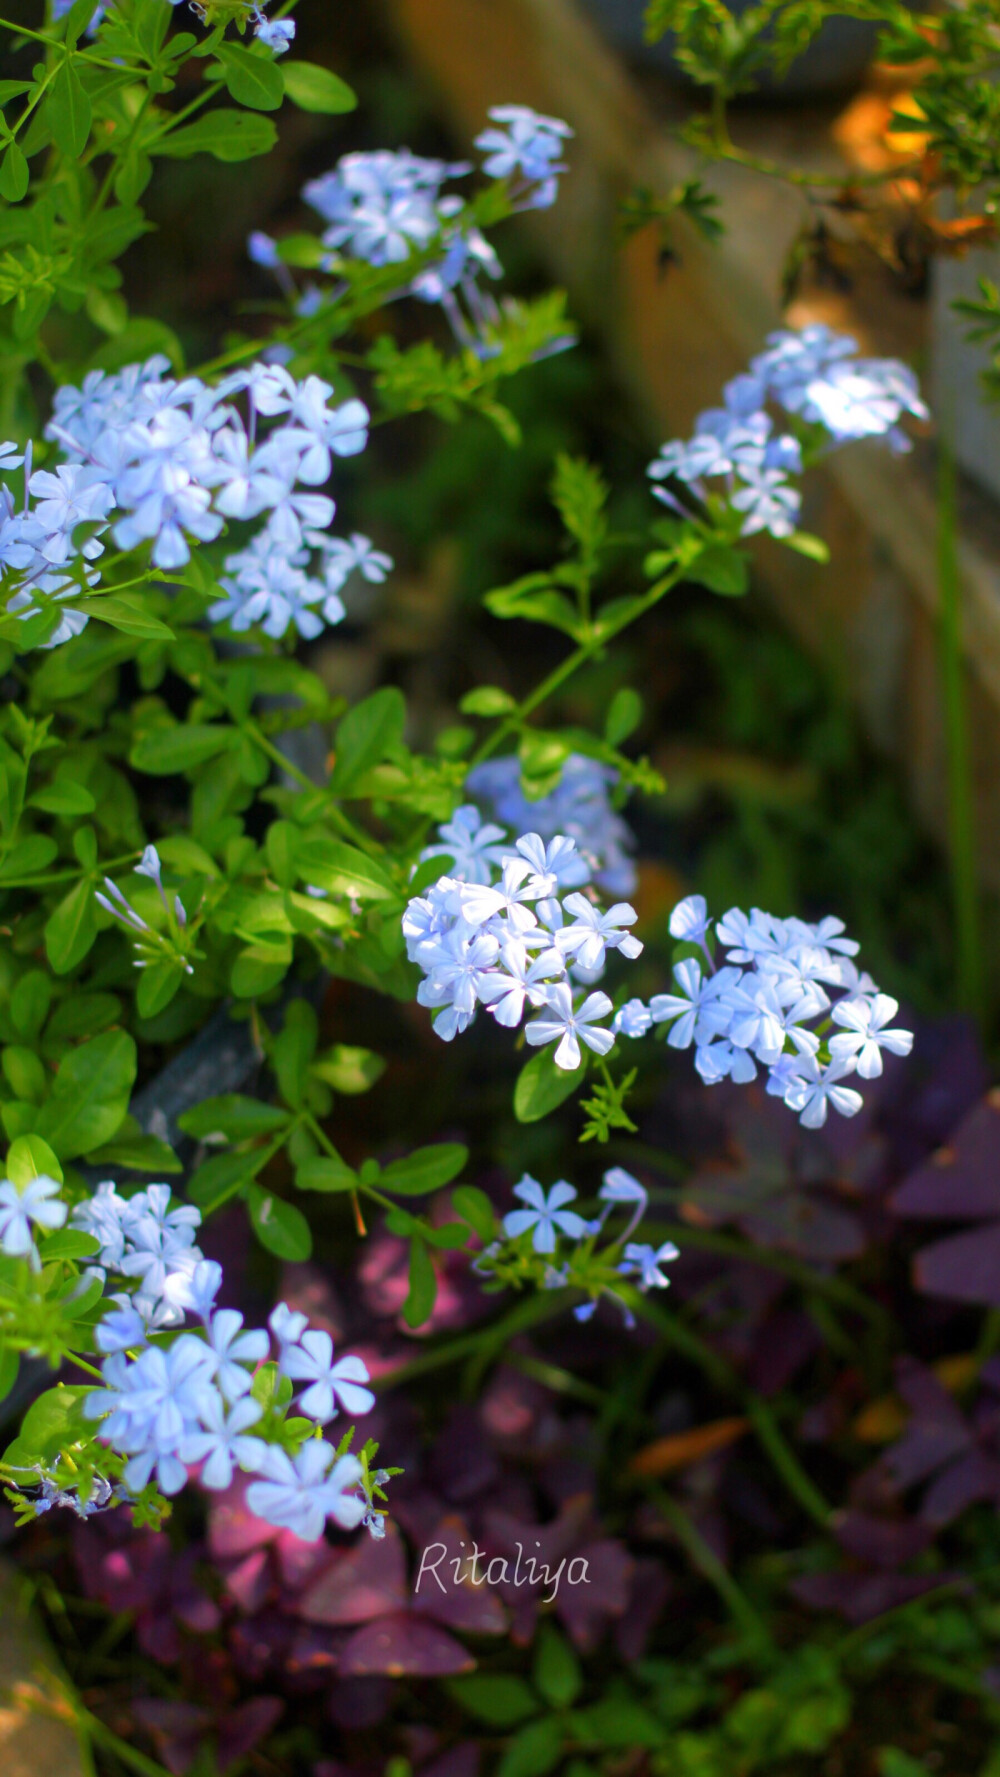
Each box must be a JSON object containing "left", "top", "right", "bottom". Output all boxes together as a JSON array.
[
  {"left": 648, "top": 324, "right": 928, "bottom": 541},
  {"left": 1, "top": 355, "right": 391, "bottom": 647},
  {"left": 473, "top": 104, "right": 573, "bottom": 210},
  {"left": 487, "top": 1166, "right": 678, "bottom": 1326},
  {"left": 57, "top": 1179, "right": 379, "bottom": 1538},
  {"left": 407, "top": 811, "right": 642, "bottom": 1068},
  {"left": 620, "top": 895, "right": 914, "bottom": 1129},
  {"left": 251, "top": 107, "right": 573, "bottom": 357},
  {"left": 467, "top": 754, "right": 637, "bottom": 896}
]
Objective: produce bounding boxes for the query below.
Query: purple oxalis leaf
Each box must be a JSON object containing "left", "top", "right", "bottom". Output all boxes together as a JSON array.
[
  {"left": 412, "top": 1514, "right": 508, "bottom": 1635},
  {"left": 913, "top": 1222, "right": 1000, "bottom": 1308},
  {"left": 339, "top": 1612, "right": 475, "bottom": 1676},
  {"left": 297, "top": 1523, "right": 408, "bottom": 1625},
  {"left": 891, "top": 1093, "right": 1000, "bottom": 1220}
]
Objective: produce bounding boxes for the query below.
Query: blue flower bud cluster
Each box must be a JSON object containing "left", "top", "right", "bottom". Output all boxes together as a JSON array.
[
  {"left": 618, "top": 895, "right": 914, "bottom": 1129},
  {"left": 648, "top": 323, "right": 928, "bottom": 540},
  {"left": 406, "top": 810, "right": 642, "bottom": 1068},
  {"left": 1, "top": 356, "right": 391, "bottom": 648}
]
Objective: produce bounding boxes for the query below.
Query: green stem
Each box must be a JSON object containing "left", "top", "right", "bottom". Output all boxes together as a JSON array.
[
  {"left": 374, "top": 1291, "right": 570, "bottom": 1395},
  {"left": 466, "top": 564, "right": 685, "bottom": 780},
  {"left": 646, "top": 1483, "right": 775, "bottom": 1657},
  {"left": 625, "top": 1291, "right": 832, "bottom": 1528},
  {"left": 937, "top": 436, "right": 983, "bottom": 1018},
  {"left": 743, "top": 1394, "right": 831, "bottom": 1529}
]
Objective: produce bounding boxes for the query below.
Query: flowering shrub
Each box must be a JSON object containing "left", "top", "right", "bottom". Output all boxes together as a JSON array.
[{"left": 0, "top": 6, "right": 979, "bottom": 1772}]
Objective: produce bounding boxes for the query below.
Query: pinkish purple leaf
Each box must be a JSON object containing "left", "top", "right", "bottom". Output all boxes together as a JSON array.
[
  {"left": 790, "top": 1570, "right": 949, "bottom": 1624},
  {"left": 208, "top": 1475, "right": 279, "bottom": 1559},
  {"left": 340, "top": 1612, "right": 474, "bottom": 1676},
  {"left": 131, "top": 1700, "right": 210, "bottom": 1777},
  {"left": 738, "top": 1193, "right": 865, "bottom": 1263},
  {"left": 221, "top": 1547, "right": 272, "bottom": 1615},
  {"left": 921, "top": 1449, "right": 1000, "bottom": 1526},
  {"left": 216, "top": 1697, "right": 284, "bottom": 1771},
  {"left": 413, "top": 1515, "right": 508, "bottom": 1634},
  {"left": 914, "top": 1222, "right": 1000, "bottom": 1307},
  {"left": 297, "top": 1523, "right": 408, "bottom": 1625},
  {"left": 834, "top": 1511, "right": 932, "bottom": 1569},
  {"left": 891, "top": 1095, "right": 1000, "bottom": 1220}
]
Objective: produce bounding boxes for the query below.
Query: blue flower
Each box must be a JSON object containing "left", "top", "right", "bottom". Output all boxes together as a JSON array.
[{"left": 502, "top": 1175, "right": 590, "bottom": 1254}]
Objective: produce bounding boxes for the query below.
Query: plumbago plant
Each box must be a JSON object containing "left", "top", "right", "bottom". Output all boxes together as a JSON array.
[{"left": 0, "top": 0, "right": 925, "bottom": 1569}]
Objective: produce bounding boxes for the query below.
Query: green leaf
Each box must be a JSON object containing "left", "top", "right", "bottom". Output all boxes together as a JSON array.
[
  {"left": 155, "top": 836, "right": 220, "bottom": 878},
  {"left": 136, "top": 958, "right": 184, "bottom": 1020},
  {"left": 270, "top": 998, "right": 318, "bottom": 1111},
  {"left": 187, "top": 1149, "right": 261, "bottom": 1213},
  {"left": 85, "top": 1131, "right": 181, "bottom": 1174},
  {"left": 783, "top": 529, "right": 830, "bottom": 564},
  {"left": 0, "top": 835, "right": 58, "bottom": 881},
  {"left": 5, "top": 1134, "right": 62, "bottom": 1189},
  {"left": 38, "top": 1229, "right": 99, "bottom": 1263},
  {"left": 402, "top": 1234, "right": 436, "bottom": 1328},
  {"left": 459, "top": 685, "right": 517, "bottom": 716},
  {"left": 130, "top": 724, "right": 236, "bottom": 775},
  {"left": 3, "top": 1047, "right": 45, "bottom": 1103},
  {"left": 451, "top": 1185, "right": 496, "bottom": 1242},
  {"left": 381, "top": 1142, "right": 468, "bottom": 1196},
  {"left": 685, "top": 544, "right": 749, "bottom": 596},
  {"left": 154, "top": 110, "right": 278, "bottom": 163},
  {"left": 230, "top": 947, "right": 289, "bottom": 999},
  {"left": 0, "top": 143, "right": 28, "bottom": 203},
  {"left": 294, "top": 836, "right": 399, "bottom": 902},
  {"left": 178, "top": 1095, "right": 289, "bottom": 1142},
  {"left": 0, "top": 1343, "right": 18, "bottom": 1405},
  {"left": 35, "top": 1030, "right": 136, "bottom": 1160},
  {"left": 497, "top": 1717, "right": 564, "bottom": 1777},
  {"left": 330, "top": 687, "right": 406, "bottom": 794},
  {"left": 90, "top": 595, "right": 175, "bottom": 640},
  {"left": 604, "top": 687, "right": 643, "bottom": 748},
  {"left": 484, "top": 578, "right": 584, "bottom": 638},
  {"left": 73, "top": 826, "right": 97, "bottom": 871},
  {"left": 533, "top": 1626, "right": 582, "bottom": 1709},
  {"left": 214, "top": 41, "right": 285, "bottom": 110},
  {"left": 61, "top": 0, "right": 103, "bottom": 47},
  {"left": 266, "top": 819, "right": 297, "bottom": 888},
  {"left": 10, "top": 973, "right": 52, "bottom": 1041},
  {"left": 295, "top": 1153, "right": 357, "bottom": 1193},
  {"left": 514, "top": 1048, "right": 584, "bottom": 1123},
  {"left": 572, "top": 1698, "right": 666, "bottom": 1749},
  {"left": 281, "top": 60, "right": 357, "bottom": 113},
  {"left": 88, "top": 318, "right": 184, "bottom": 374},
  {"left": 28, "top": 781, "right": 95, "bottom": 815},
  {"left": 8, "top": 1384, "right": 91, "bottom": 1470},
  {"left": 246, "top": 1182, "right": 313, "bottom": 1260},
  {"left": 44, "top": 878, "right": 98, "bottom": 976},
  {"left": 309, "top": 1045, "right": 386, "bottom": 1095},
  {"left": 47, "top": 993, "right": 121, "bottom": 1041},
  {"left": 551, "top": 454, "right": 608, "bottom": 554},
  {"left": 48, "top": 59, "right": 92, "bottom": 157},
  {"left": 448, "top": 1675, "right": 540, "bottom": 1726}
]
